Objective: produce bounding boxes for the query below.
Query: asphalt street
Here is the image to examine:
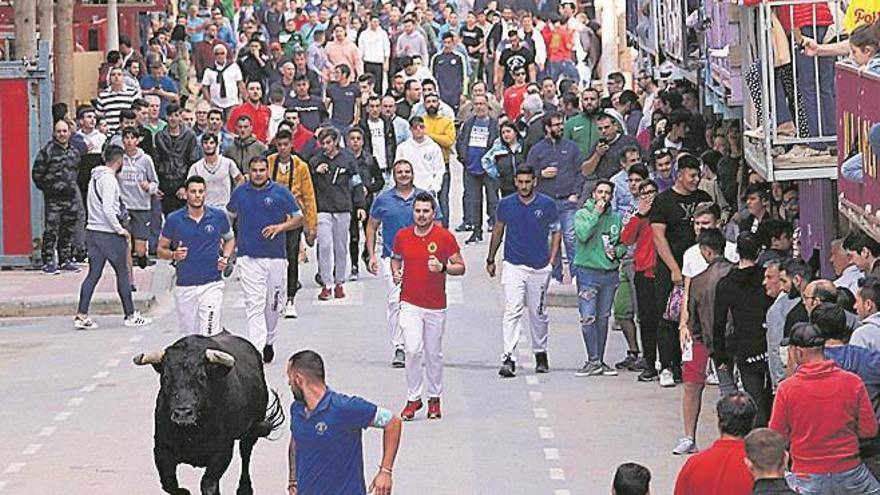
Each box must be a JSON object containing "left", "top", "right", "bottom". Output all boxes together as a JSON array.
[{"left": 0, "top": 171, "right": 723, "bottom": 494}]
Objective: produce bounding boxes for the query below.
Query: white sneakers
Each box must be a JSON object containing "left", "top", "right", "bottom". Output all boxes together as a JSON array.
[
  {"left": 284, "top": 299, "right": 298, "bottom": 319},
  {"left": 659, "top": 369, "right": 675, "bottom": 387},
  {"left": 74, "top": 315, "right": 98, "bottom": 330},
  {"left": 672, "top": 437, "right": 698, "bottom": 455},
  {"left": 123, "top": 312, "right": 152, "bottom": 327}
]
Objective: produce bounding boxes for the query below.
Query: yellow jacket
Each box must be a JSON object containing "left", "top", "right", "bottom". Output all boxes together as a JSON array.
[
  {"left": 267, "top": 153, "right": 317, "bottom": 234},
  {"left": 423, "top": 114, "right": 456, "bottom": 164}
]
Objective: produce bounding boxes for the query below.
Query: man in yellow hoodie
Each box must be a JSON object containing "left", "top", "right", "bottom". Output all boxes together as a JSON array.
[
  {"left": 267, "top": 128, "right": 317, "bottom": 318},
  {"left": 422, "top": 93, "right": 456, "bottom": 227}
]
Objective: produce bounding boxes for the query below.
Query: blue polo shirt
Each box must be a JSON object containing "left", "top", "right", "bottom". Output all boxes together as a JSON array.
[
  {"left": 496, "top": 192, "right": 559, "bottom": 269},
  {"left": 227, "top": 181, "right": 301, "bottom": 259},
  {"left": 291, "top": 388, "right": 378, "bottom": 495},
  {"left": 369, "top": 187, "right": 440, "bottom": 258},
  {"left": 160, "top": 206, "right": 231, "bottom": 286},
  {"left": 139, "top": 75, "right": 179, "bottom": 117}
]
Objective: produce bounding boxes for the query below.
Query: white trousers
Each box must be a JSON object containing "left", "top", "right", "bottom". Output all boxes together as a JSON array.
[
  {"left": 317, "top": 212, "right": 351, "bottom": 286},
  {"left": 399, "top": 302, "right": 447, "bottom": 401},
  {"left": 174, "top": 281, "right": 225, "bottom": 336},
  {"left": 501, "top": 261, "right": 551, "bottom": 361},
  {"left": 237, "top": 256, "right": 287, "bottom": 351},
  {"left": 381, "top": 256, "right": 404, "bottom": 350}
]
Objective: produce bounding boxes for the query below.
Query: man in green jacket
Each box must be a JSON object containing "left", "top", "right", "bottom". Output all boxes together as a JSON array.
[
  {"left": 563, "top": 87, "right": 601, "bottom": 159},
  {"left": 573, "top": 180, "right": 628, "bottom": 377}
]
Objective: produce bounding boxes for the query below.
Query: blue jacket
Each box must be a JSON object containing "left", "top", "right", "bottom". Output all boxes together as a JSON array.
[
  {"left": 456, "top": 116, "right": 499, "bottom": 175},
  {"left": 525, "top": 137, "right": 584, "bottom": 199},
  {"left": 825, "top": 344, "right": 880, "bottom": 420}
]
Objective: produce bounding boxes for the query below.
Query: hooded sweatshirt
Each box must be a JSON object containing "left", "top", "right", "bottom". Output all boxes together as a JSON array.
[
  {"left": 573, "top": 198, "right": 627, "bottom": 271},
  {"left": 87, "top": 166, "right": 127, "bottom": 235},
  {"left": 851, "top": 313, "right": 880, "bottom": 352},
  {"left": 712, "top": 264, "right": 774, "bottom": 365},
  {"left": 118, "top": 148, "right": 160, "bottom": 211}
]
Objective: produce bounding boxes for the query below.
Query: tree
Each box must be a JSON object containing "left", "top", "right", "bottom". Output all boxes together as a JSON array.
[{"left": 13, "top": 0, "right": 37, "bottom": 60}]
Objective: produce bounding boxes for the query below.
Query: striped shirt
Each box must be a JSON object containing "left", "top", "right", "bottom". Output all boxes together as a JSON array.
[{"left": 96, "top": 86, "right": 140, "bottom": 134}]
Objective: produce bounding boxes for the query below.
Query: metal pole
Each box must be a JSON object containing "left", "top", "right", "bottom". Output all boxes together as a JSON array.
[{"left": 107, "top": 0, "right": 120, "bottom": 51}]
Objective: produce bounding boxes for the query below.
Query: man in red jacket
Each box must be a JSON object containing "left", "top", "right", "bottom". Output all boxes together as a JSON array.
[
  {"left": 674, "top": 391, "right": 756, "bottom": 495},
  {"left": 771, "top": 323, "right": 880, "bottom": 494}
]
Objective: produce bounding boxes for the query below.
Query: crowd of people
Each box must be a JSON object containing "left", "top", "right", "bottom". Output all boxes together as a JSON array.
[{"left": 26, "top": 0, "right": 880, "bottom": 492}]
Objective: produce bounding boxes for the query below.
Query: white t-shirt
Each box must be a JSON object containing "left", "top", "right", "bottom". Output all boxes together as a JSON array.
[
  {"left": 201, "top": 63, "right": 243, "bottom": 109},
  {"left": 368, "top": 119, "right": 388, "bottom": 171},
  {"left": 188, "top": 156, "right": 242, "bottom": 208},
  {"left": 681, "top": 241, "right": 740, "bottom": 279}
]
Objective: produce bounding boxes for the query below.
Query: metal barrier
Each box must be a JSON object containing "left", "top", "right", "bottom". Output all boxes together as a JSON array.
[
  {"left": 740, "top": 0, "right": 844, "bottom": 180},
  {"left": 837, "top": 62, "right": 880, "bottom": 241},
  {"left": 705, "top": 0, "right": 744, "bottom": 108}
]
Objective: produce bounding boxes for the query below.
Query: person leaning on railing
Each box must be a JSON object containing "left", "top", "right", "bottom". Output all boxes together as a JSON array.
[{"left": 836, "top": 22, "right": 880, "bottom": 183}]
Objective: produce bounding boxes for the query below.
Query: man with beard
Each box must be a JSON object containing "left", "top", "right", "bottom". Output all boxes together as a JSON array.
[
  {"left": 422, "top": 93, "right": 456, "bottom": 227},
  {"left": 455, "top": 94, "right": 497, "bottom": 244},
  {"left": 187, "top": 133, "right": 244, "bottom": 213},
  {"left": 158, "top": 175, "right": 235, "bottom": 336},
  {"left": 224, "top": 115, "right": 268, "bottom": 175},
  {"left": 780, "top": 258, "right": 812, "bottom": 337},
  {"left": 361, "top": 96, "right": 398, "bottom": 184},
  {"left": 287, "top": 350, "right": 401, "bottom": 495},
  {"left": 582, "top": 112, "right": 643, "bottom": 194},
  {"left": 764, "top": 259, "right": 800, "bottom": 389},
  {"left": 495, "top": 31, "right": 536, "bottom": 96},
  {"left": 155, "top": 103, "right": 202, "bottom": 216},
  {"left": 347, "top": 128, "right": 385, "bottom": 280},
  {"left": 226, "top": 80, "right": 271, "bottom": 143},
  {"left": 487, "top": 165, "right": 561, "bottom": 378},
  {"left": 563, "top": 87, "right": 602, "bottom": 159},
  {"left": 382, "top": 96, "right": 412, "bottom": 145},
  {"left": 227, "top": 156, "right": 303, "bottom": 362},
  {"left": 236, "top": 37, "right": 271, "bottom": 86}
]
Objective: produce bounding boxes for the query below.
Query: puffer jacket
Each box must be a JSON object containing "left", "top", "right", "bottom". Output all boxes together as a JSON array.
[
  {"left": 481, "top": 137, "right": 524, "bottom": 196},
  {"left": 32, "top": 140, "right": 81, "bottom": 200}
]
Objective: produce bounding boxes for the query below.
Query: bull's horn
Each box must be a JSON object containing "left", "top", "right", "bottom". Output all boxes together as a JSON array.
[
  {"left": 133, "top": 351, "right": 165, "bottom": 366},
  {"left": 205, "top": 349, "right": 235, "bottom": 367}
]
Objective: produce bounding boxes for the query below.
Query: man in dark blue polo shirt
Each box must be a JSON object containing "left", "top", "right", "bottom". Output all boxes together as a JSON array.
[
  {"left": 159, "top": 176, "right": 235, "bottom": 336},
  {"left": 287, "top": 350, "right": 401, "bottom": 495},
  {"left": 486, "top": 165, "right": 561, "bottom": 377},
  {"left": 227, "top": 155, "right": 303, "bottom": 363},
  {"left": 525, "top": 111, "right": 585, "bottom": 283},
  {"left": 365, "top": 159, "right": 439, "bottom": 368}
]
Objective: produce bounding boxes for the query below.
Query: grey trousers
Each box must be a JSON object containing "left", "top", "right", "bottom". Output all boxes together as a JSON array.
[{"left": 317, "top": 212, "right": 351, "bottom": 286}]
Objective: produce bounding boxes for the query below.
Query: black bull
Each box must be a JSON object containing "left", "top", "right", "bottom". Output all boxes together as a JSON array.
[{"left": 134, "top": 332, "right": 284, "bottom": 495}]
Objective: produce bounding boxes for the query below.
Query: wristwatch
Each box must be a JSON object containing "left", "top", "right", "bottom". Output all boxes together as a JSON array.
[{"left": 486, "top": 259, "right": 495, "bottom": 264}]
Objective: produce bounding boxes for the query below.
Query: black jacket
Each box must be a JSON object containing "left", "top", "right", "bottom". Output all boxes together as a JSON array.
[
  {"left": 751, "top": 478, "right": 797, "bottom": 494},
  {"left": 32, "top": 140, "right": 81, "bottom": 200},
  {"left": 154, "top": 126, "right": 202, "bottom": 196},
  {"left": 455, "top": 116, "right": 499, "bottom": 161},
  {"left": 308, "top": 149, "right": 366, "bottom": 213},
  {"left": 713, "top": 264, "right": 774, "bottom": 365},
  {"left": 352, "top": 151, "right": 385, "bottom": 207},
  {"left": 359, "top": 117, "right": 397, "bottom": 170},
  {"left": 521, "top": 113, "right": 545, "bottom": 158}
]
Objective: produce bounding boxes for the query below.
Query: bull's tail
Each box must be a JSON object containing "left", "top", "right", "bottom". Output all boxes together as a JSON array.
[{"left": 251, "top": 389, "right": 285, "bottom": 439}]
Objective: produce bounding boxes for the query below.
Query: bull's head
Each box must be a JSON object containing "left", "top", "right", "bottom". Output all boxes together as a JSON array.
[{"left": 134, "top": 348, "right": 235, "bottom": 426}]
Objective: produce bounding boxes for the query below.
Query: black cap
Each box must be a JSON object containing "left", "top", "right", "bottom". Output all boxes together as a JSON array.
[{"left": 780, "top": 323, "right": 825, "bottom": 348}]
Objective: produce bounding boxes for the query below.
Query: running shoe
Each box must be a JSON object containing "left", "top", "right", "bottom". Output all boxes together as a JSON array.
[
  {"left": 575, "top": 362, "right": 603, "bottom": 377},
  {"left": 659, "top": 368, "right": 675, "bottom": 388},
  {"left": 74, "top": 315, "right": 98, "bottom": 330},
  {"left": 672, "top": 437, "right": 698, "bottom": 455},
  {"left": 391, "top": 349, "right": 405, "bottom": 368},
  {"left": 123, "top": 312, "right": 152, "bottom": 327},
  {"left": 401, "top": 399, "right": 423, "bottom": 421},
  {"left": 499, "top": 357, "right": 516, "bottom": 378},
  {"left": 41, "top": 263, "right": 60, "bottom": 275},
  {"left": 638, "top": 369, "right": 659, "bottom": 382},
  {"left": 284, "top": 299, "right": 298, "bottom": 319},
  {"left": 318, "top": 287, "right": 332, "bottom": 301},
  {"left": 535, "top": 352, "right": 549, "bottom": 373},
  {"left": 334, "top": 284, "right": 345, "bottom": 299},
  {"left": 263, "top": 344, "right": 274, "bottom": 363},
  {"left": 59, "top": 261, "right": 82, "bottom": 273},
  {"left": 601, "top": 363, "right": 619, "bottom": 376},
  {"left": 427, "top": 397, "right": 442, "bottom": 419}
]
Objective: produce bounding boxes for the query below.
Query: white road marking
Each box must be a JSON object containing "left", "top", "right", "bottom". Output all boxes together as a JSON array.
[
  {"left": 92, "top": 371, "right": 110, "bottom": 380},
  {"left": 529, "top": 391, "right": 543, "bottom": 401},
  {"left": 533, "top": 408, "right": 548, "bottom": 419},
  {"left": 538, "top": 426, "right": 555, "bottom": 439},
  {"left": 543, "top": 448, "right": 560, "bottom": 460},
  {"left": 128, "top": 335, "right": 143, "bottom": 343},
  {"left": 54, "top": 411, "right": 72, "bottom": 422},
  {"left": 67, "top": 397, "right": 84, "bottom": 407},
  {"left": 447, "top": 281, "right": 464, "bottom": 305},
  {"left": 38, "top": 426, "right": 56, "bottom": 437},
  {"left": 549, "top": 468, "right": 566, "bottom": 481},
  {"left": 3, "top": 464, "right": 25, "bottom": 474},
  {"left": 525, "top": 376, "right": 539, "bottom": 385},
  {"left": 554, "top": 490, "right": 572, "bottom": 495},
  {"left": 22, "top": 444, "right": 42, "bottom": 455},
  {"left": 105, "top": 359, "right": 121, "bottom": 368},
  {"left": 80, "top": 384, "right": 97, "bottom": 393}
]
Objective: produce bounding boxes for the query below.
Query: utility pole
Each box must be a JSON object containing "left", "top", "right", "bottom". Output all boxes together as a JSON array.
[
  {"left": 55, "top": 0, "right": 75, "bottom": 111},
  {"left": 13, "top": 0, "right": 38, "bottom": 60}
]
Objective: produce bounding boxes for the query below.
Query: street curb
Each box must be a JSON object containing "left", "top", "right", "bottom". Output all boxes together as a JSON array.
[
  {"left": 0, "top": 263, "right": 176, "bottom": 318},
  {"left": 546, "top": 283, "right": 578, "bottom": 308}
]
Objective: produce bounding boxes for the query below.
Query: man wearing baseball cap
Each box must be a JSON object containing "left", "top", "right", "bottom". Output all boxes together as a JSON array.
[{"left": 770, "top": 322, "right": 880, "bottom": 493}]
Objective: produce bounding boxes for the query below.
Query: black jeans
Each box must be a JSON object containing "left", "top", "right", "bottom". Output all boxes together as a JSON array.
[
  {"left": 349, "top": 212, "right": 368, "bottom": 270},
  {"left": 737, "top": 357, "right": 773, "bottom": 427},
  {"left": 438, "top": 169, "right": 450, "bottom": 228},
  {"left": 634, "top": 271, "right": 659, "bottom": 370},
  {"left": 285, "top": 227, "right": 303, "bottom": 300},
  {"left": 364, "top": 62, "right": 385, "bottom": 95},
  {"left": 463, "top": 172, "right": 498, "bottom": 235},
  {"left": 654, "top": 265, "right": 681, "bottom": 373}
]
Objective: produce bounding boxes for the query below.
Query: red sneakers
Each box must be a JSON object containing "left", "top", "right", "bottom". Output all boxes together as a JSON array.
[
  {"left": 427, "top": 397, "right": 441, "bottom": 419},
  {"left": 334, "top": 284, "right": 345, "bottom": 299},
  {"left": 318, "top": 287, "right": 332, "bottom": 301},
  {"left": 400, "top": 399, "right": 423, "bottom": 421}
]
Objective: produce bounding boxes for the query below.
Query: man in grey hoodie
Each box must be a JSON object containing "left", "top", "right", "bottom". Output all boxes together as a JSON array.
[
  {"left": 74, "top": 145, "right": 152, "bottom": 330},
  {"left": 119, "top": 127, "right": 161, "bottom": 270},
  {"left": 853, "top": 278, "right": 880, "bottom": 351}
]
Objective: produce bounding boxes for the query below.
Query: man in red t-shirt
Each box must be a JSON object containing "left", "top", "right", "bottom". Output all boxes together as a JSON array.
[
  {"left": 391, "top": 192, "right": 465, "bottom": 421},
  {"left": 674, "top": 391, "right": 757, "bottom": 495},
  {"left": 226, "top": 80, "right": 271, "bottom": 143},
  {"left": 502, "top": 68, "right": 529, "bottom": 122}
]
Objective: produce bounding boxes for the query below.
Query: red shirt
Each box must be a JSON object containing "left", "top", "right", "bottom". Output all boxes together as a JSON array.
[
  {"left": 546, "top": 25, "right": 574, "bottom": 63},
  {"left": 769, "top": 360, "right": 878, "bottom": 474},
  {"left": 503, "top": 84, "right": 528, "bottom": 122},
  {"left": 674, "top": 439, "right": 753, "bottom": 495},
  {"left": 226, "top": 102, "right": 271, "bottom": 143},
  {"left": 393, "top": 225, "right": 460, "bottom": 310},
  {"left": 620, "top": 214, "right": 656, "bottom": 277},
  {"left": 293, "top": 124, "right": 314, "bottom": 153}
]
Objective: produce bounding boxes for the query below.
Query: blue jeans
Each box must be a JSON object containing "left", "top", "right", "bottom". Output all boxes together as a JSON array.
[
  {"left": 786, "top": 463, "right": 880, "bottom": 495},
  {"left": 546, "top": 61, "right": 579, "bottom": 82},
  {"left": 576, "top": 267, "right": 620, "bottom": 363},
  {"left": 551, "top": 199, "right": 578, "bottom": 282},
  {"left": 796, "top": 26, "right": 836, "bottom": 147},
  {"left": 841, "top": 123, "right": 880, "bottom": 183}
]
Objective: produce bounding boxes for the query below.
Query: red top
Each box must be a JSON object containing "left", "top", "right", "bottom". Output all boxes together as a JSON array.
[
  {"left": 741, "top": 0, "right": 834, "bottom": 30},
  {"left": 674, "top": 439, "right": 753, "bottom": 495},
  {"left": 769, "top": 360, "right": 878, "bottom": 474},
  {"left": 393, "top": 225, "right": 460, "bottom": 310},
  {"left": 620, "top": 214, "right": 656, "bottom": 277},
  {"left": 503, "top": 85, "right": 528, "bottom": 122},
  {"left": 293, "top": 125, "right": 314, "bottom": 153},
  {"left": 226, "top": 102, "right": 271, "bottom": 144},
  {"left": 545, "top": 25, "right": 574, "bottom": 63}
]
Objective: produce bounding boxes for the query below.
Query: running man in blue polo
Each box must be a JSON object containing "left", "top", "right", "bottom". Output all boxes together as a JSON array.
[
  {"left": 365, "top": 159, "right": 437, "bottom": 369},
  {"left": 158, "top": 175, "right": 235, "bottom": 336},
  {"left": 486, "top": 165, "right": 561, "bottom": 378},
  {"left": 227, "top": 155, "right": 303, "bottom": 363},
  {"left": 287, "top": 350, "right": 401, "bottom": 495}
]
